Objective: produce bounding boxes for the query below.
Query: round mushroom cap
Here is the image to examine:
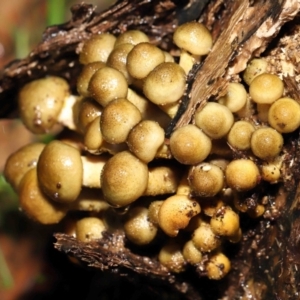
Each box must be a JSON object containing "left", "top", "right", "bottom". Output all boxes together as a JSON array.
[
  {"left": 4, "top": 143, "right": 45, "bottom": 191},
  {"left": 114, "top": 30, "right": 150, "bottom": 47},
  {"left": 250, "top": 127, "right": 283, "bottom": 160},
  {"left": 37, "top": 140, "right": 83, "bottom": 203},
  {"left": 106, "top": 43, "right": 134, "bottom": 83},
  {"left": 225, "top": 159, "right": 260, "bottom": 191},
  {"left": 76, "top": 217, "right": 106, "bottom": 242},
  {"left": 124, "top": 206, "right": 158, "bottom": 245},
  {"left": 77, "top": 62, "right": 106, "bottom": 97},
  {"left": 100, "top": 98, "right": 142, "bottom": 144},
  {"left": 19, "top": 168, "right": 67, "bottom": 224},
  {"left": 227, "top": 120, "right": 255, "bottom": 150},
  {"left": 79, "top": 33, "right": 116, "bottom": 64},
  {"left": 126, "top": 42, "right": 165, "bottom": 79},
  {"left": 173, "top": 21, "right": 212, "bottom": 56},
  {"left": 100, "top": 151, "right": 148, "bottom": 207},
  {"left": 143, "top": 62, "right": 186, "bottom": 105},
  {"left": 169, "top": 124, "right": 212, "bottom": 165},
  {"left": 127, "top": 120, "right": 165, "bottom": 163},
  {"left": 243, "top": 58, "right": 269, "bottom": 85},
  {"left": 188, "top": 163, "right": 224, "bottom": 197},
  {"left": 206, "top": 252, "right": 231, "bottom": 280},
  {"left": 249, "top": 73, "right": 284, "bottom": 104},
  {"left": 268, "top": 97, "right": 300, "bottom": 133},
  {"left": 194, "top": 102, "right": 234, "bottom": 139},
  {"left": 88, "top": 67, "right": 128, "bottom": 107},
  {"left": 182, "top": 240, "right": 203, "bottom": 265},
  {"left": 18, "top": 76, "right": 69, "bottom": 134}
]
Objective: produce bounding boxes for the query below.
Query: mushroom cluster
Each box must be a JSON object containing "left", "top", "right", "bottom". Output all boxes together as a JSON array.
[{"left": 4, "top": 22, "right": 300, "bottom": 281}]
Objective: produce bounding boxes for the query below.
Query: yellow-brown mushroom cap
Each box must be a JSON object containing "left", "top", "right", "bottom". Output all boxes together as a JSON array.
[{"left": 100, "top": 151, "right": 148, "bottom": 207}]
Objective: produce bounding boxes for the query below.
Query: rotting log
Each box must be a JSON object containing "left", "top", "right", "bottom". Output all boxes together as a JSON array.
[{"left": 2, "top": 0, "right": 300, "bottom": 299}]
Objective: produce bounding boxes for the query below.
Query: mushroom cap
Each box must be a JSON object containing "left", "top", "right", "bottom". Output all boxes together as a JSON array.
[
  {"left": 4, "top": 143, "right": 45, "bottom": 191},
  {"left": 37, "top": 140, "right": 83, "bottom": 203},
  {"left": 188, "top": 163, "right": 224, "bottom": 197},
  {"left": 182, "top": 240, "right": 203, "bottom": 265},
  {"left": 227, "top": 120, "right": 255, "bottom": 150},
  {"left": 249, "top": 73, "right": 284, "bottom": 104},
  {"left": 83, "top": 116, "right": 104, "bottom": 152},
  {"left": 126, "top": 42, "right": 165, "bottom": 79},
  {"left": 77, "top": 62, "right": 106, "bottom": 97},
  {"left": 124, "top": 206, "right": 158, "bottom": 245},
  {"left": 100, "top": 151, "right": 148, "bottom": 207},
  {"left": 225, "top": 159, "right": 260, "bottom": 191},
  {"left": 143, "top": 62, "right": 186, "bottom": 105},
  {"left": 250, "top": 127, "right": 283, "bottom": 160},
  {"left": 243, "top": 58, "right": 269, "bottom": 85},
  {"left": 19, "top": 168, "right": 67, "bottom": 224},
  {"left": 106, "top": 43, "right": 134, "bottom": 83},
  {"left": 114, "top": 30, "right": 150, "bottom": 47},
  {"left": 76, "top": 217, "right": 106, "bottom": 242},
  {"left": 79, "top": 33, "right": 116, "bottom": 64},
  {"left": 127, "top": 120, "right": 165, "bottom": 163},
  {"left": 88, "top": 67, "right": 128, "bottom": 107},
  {"left": 173, "top": 21, "right": 212, "bottom": 56},
  {"left": 100, "top": 98, "right": 142, "bottom": 144},
  {"left": 268, "top": 97, "right": 300, "bottom": 133},
  {"left": 18, "top": 76, "right": 69, "bottom": 134},
  {"left": 169, "top": 124, "right": 212, "bottom": 165},
  {"left": 158, "top": 194, "right": 200, "bottom": 237},
  {"left": 194, "top": 102, "right": 234, "bottom": 139},
  {"left": 206, "top": 252, "right": 231, "bottom": 280}
]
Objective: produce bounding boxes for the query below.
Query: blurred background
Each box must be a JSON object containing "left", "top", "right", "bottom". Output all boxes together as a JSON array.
[{"left": 0, "top": 1, "right": 115, "bottom": 299}]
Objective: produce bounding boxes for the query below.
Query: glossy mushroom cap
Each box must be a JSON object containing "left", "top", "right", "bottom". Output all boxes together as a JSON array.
[
  {"left": 37, "top": 140, "right": 83, "bottom": 203},
  {"left": 18, "top": 76, "right": 69, "bottom": 134},
  {"left": 100, "top": 151, "right": 148, "bottom": 207}
]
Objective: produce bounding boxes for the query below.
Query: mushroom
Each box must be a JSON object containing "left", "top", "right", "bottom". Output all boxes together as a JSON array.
[
  {"left": 243, "top": 58, "right": 269, "bottom": 85},
  {"left": 249, "top": 73, "right": 284, "bottom": 104},
  {"left": 205, "top": 251, "right": 231, "bottom": 280},
  {"left": 88, "top": 66, "right": 128, "bottom": 107},
  {"left": 124, "top": 206, "right": 158, "bottom": 245},
  {"left": 126, "top": 42, "right": 165, "bottom": 79},
  {"left": 18, "top": 168, "right": 67, "bottom": 224},
  {"left": 143, "top": 62, "right": 186, "bottom": 108},
  {"left": 225, "top": 159, "right": 260, "bottom": 192},
  {"left": 100, "top": 98, "right": 142, "bottom": 144},
  {"left": 268, "top": 97, "right": 300, "bottom": 133},
  {"left": 79, "top": 33, "right": 116, "bottom": 64},
  {"left": 4, "top": 142, "right": 45, "bottom": 191},
  {"left": 169, "top": 124, "right": 212, "bottom": 165},
  {"left": 114, "top": 30, "right": 150, "bottom": 47},
  {"left": 173, "top": 21, "right": 212, "bottom": 74},
  {"left": 76, "top": 217, "right": 107, "bottom": 242},
  {"left": 126, "top": 120, "right": 165, "bottom": 163},
  {"left": 194, "top": 102, "right": 234, "bottom": 139},
  {"left": 18, "top": 76, "right": 78, "bottom": 133},
  {"left": 37, "top": 140, "right": 108, "bottom": 203},
  {"left": 182, "top": 240, "right": 203, "bottom": 265}
]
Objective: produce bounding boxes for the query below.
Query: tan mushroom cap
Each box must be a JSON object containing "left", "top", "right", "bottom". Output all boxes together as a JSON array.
[
  {"left": 268, "top": 97, "right": 300, "bottom": 133},
  {"left": 124, "top": 206, "right": 158, "bottom": 245},
  {"left": 182, "top": 240, "right": 203, "bottom": 265},
  {"left": 19, "top": 168, "right": 67, "bottom": 224},
  {"left": 143, "top": 62, "right": 186, "bottom": 106},
  {"left": 158, "top": 194, "right": 200, "bottom": 237},
  {"left": 79, "top": 33, "right": 116, "bottom": 64},
  {"left": 76, "top": 217, "right": 106, "bottom": 242},
  {"left": 127, "top": 120, "right": 165, "bottom": 163},
  {"left": 188, "top": 163, "right": 224, "bottom": 197},
  {"left": 194, "top": 102, "right": 234, "bottom": 139},
  {"left": 114, "top": 30, "right": 150, "bottom": 47},
  {"left": 250, "top": 127, "right": 283, "bottom": 160},
  {"left": 173, "top": 21, "right": 212, "bottom": 56},
  {"left": 18, "top": 76, "right": 69, "bottom": 134},
  {"left": 100, "top": 151, "right": 148, "bottom": 207},
  {"left": 4, "top": 143, "right": 45, "bottom": 191},
  {"left": 88, "top": 67, "right": 128, "bottom": 107},
  {"left": 206, "top": 252, "right": 231, "bottom": 280},
  {"left": 37, "top": 140, "right": 83, "bottom": 203},
  {"left": 100, "top": 98, "right": 142, "bottom": 144},
  {"left": 126, "top": 42, "right": 165, "bottom": 79},
  {"left": 77, "top": 62, "right": 106, "bottom": 97},
  {"left": 169, "top": 124, "right": 212, "bottom": 165},
  {"left": 243, "top": 58, "right": 269, "bottom": 85},
  {"left": 225, "top": 159, "right": 260, "bottom": 192},
  {"left": 249, "top": 73, "right": 284, "bottom": 104}
]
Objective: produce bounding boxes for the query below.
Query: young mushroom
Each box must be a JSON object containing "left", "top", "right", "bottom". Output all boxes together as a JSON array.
[
  {"left": 18, "top": 76, "right": 78, "bottom": 133},
  {"left": 76, "top": 217, "right": 107, "bottom": 242}
]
